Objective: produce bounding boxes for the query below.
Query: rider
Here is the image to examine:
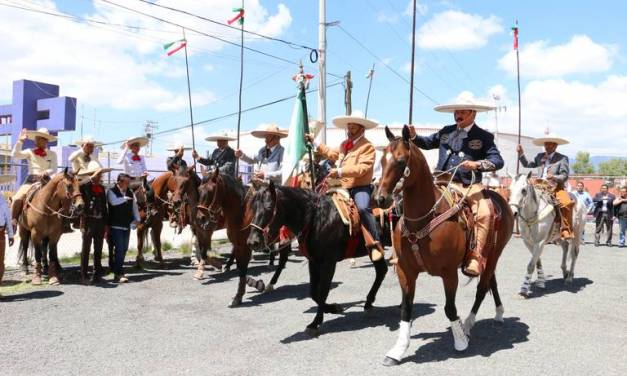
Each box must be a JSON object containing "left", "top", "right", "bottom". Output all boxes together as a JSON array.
[
  {"left": 235, "top": 124, "right": 287, "bottom": 185},
  {"left": 11, "top": 128, "right": 59, "bottom": 232},
  {"left": 517, "top": 133, "right": 574, "bottom": 239},
  {"left": 408, "top": 95, "right": 504, "bottom": 277},
  {"left": 193, "top": 131, "right": 237, "bottom": 178},
  {"left": 308, "top": 110, "right": 384, "bottom": 262},
  {"left": 69, "top": 136, "right": 101, "bottom": 176},
  {"left": 117, "top": 136, "right": 149, "bottom": 189},
  {"left": 166, "top": 143, "right": 191, "bottom": 173}
]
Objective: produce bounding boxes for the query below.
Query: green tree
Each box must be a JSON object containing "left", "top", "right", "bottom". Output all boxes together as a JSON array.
[
  {"left": 572, "top": 151, "right": 595, "bottom": 174},
  {"left": 598, "top": 158, "right": 627, "bottom": 176}
]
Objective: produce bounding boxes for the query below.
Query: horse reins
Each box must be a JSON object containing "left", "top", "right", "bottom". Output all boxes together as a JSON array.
[{"left": 247, "top": 189, "right": 282, "bottom": 249}]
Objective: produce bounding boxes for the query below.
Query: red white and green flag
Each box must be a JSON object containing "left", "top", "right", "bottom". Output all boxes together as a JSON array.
[
  {"left": 163, "top": 39, "right": 187, "bottom": 56},
  {"left": 511, "top": 21, "right": 519, "bottom": 50}
]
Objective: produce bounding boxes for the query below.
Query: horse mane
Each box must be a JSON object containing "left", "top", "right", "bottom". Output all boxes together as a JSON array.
[{"left": 219, "top": 173, "right": 245, "bottom": 201}]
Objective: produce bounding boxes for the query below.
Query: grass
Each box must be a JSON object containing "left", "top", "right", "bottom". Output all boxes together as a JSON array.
[
  {"left": 162, "top": 241, "right": 173, "bottom": 251},
  {"left": 178, "top": 242, "right": 193, "bottom": 255}
]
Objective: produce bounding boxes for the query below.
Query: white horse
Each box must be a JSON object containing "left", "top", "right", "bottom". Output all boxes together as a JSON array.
[{"left": 508, "top": 172, "right": 586, "bottom": 297}]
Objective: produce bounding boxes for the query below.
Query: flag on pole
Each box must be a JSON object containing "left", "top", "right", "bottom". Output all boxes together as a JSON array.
[
  {"left": 511, "top": 21, "right": 519, "bottom": 50},
  {"left": 163, "top": 39, "right": 187, "bottom": 56},
  {"left": 281, "top": 89, "right": 308, "bottom": 185},
  {"left": 228, "top": 8, "right": 245, "bottom": 25}
]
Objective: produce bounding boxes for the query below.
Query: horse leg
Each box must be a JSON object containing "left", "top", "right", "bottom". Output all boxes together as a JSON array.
[
  {"left": 560, "top": 240, "right": 569, "bottom": 281},
  {"left": 265, "top": 243, "right": 290, "bottom": 292},
  {"left": 464, "top": 274, "right": 491, "bottom": 335},
  {"left": 490, "top": 275, "right": 505, "bottom": 324},
  {"left": 18, "top": 230, "right": 30, "bottom": 274},
  {"left": 135, "top": 227, "right": 145, "bottom": 269},
  {"left": 306, "top": 259, "right": 337, "bottom": 336},
  {"left": 383, "top": 268, "right": 417, "bottom": 366},
  {"left": 223, "top": 247, "right": 235, "bottom": 272},
  {"left": 567, "top": 240, "right": 579, "bottom": 284},
  {"left": 32, "top": 241, "right": 43, "bottom": 285},
  {"left": 41, "top": 239, "right": 49, "bottom": 276},
  {"left": 152, "top": 221, "right": 164, "bottom": 265},
  {"left": 536, "top": 259, "right": 546, "bottom": 289},
  {"left": 365, "top": 258, "right": 388, "bottom": 311},
  {"left": 443, "top": 271, "right": 468, "bottom": 352},
  {"left": 268, "top": 251, "right": 275, "bottom": 266},
  {"left": 229, "top": 246, "right": 251, "bottom": 307},
  {"left": 521, "top": 242, "right": 543, "bottom": 297},
  {"left": 47, "top": 242, "right": 61, "bottom": 286}
]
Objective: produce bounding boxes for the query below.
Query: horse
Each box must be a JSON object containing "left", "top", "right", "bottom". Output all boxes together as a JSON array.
[
  {"left": 375, "top": 126, "right": 514, "bottom": 366},
  {"left": 508, "top": 172, "right": 586, "bottom": 296},
  {"left": 247, "top": 181, "right": 389, "bottom": 336},
  {"left": 195, "top": 170, "right": 292, "bottom": 305},
  {"left": 17, "top": 168, "right": 84, "bottom": 285}
]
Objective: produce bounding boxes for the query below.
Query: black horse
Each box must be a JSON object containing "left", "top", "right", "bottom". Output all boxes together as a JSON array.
[{"left": 247, "top": 181, "right": 389, "bottom": 335}]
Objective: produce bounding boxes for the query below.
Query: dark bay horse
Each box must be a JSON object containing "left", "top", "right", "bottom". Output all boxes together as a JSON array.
[
  {"left": 376, "top": 126, "right": 514, "bottom": 365},
  {"left": 247, "top": 182, "right": 389, "bottom": 336},
  {"left": 195, "top": 170, "right": 291, "bottom": 306},
  {"left": 18, "top": 169, "right": 84, "bottom": 285}
]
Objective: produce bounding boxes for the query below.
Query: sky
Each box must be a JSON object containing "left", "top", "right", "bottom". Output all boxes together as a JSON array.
[{"left": 0, "top": 0, "right": 626, "bottom": 157}]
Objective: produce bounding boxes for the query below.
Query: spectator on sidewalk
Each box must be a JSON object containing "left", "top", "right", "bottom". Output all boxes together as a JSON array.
[
  {"left": 613, "top": 186, "right": 627, "bottom": 248},
  {"left": 573, "top": 181, "right": 594, "bottom": 242},
  {"left": 593, "top": 184, "right": 615, "bottom": 247}
]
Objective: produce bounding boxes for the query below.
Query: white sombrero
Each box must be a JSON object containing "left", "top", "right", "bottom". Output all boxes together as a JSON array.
[
  {"left": 166, "top": 142, "right": 192, "bottom": 151},
  {"left": 532, "top": 133, "right": 569, "bottom": 146},
  {"left": 123, "top": 136, "right": 149, "bottom": 149},
  {"left": 77, "top": 160, "right": 113, "bottom": 177},
  {"left": 74, "top": 136, "right": 103, "bottom": 147},
  {"left": 434, "top": 94, "right": 495, "bottom": 113},
  {"left": 250, "top": 124, "right": 288, "bottom": 138},
  {"left": 205, "top": 131, "right": 237, "bottom": 142},
  {"left": 332, "top": 110, "right": 378, "bottom": 130},
  {"left": 26, "top": 128, "right": 57, "bottom": 142}
]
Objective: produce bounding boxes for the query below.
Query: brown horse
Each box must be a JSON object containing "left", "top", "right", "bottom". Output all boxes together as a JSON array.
[
  {"left": 17, "top": 169, "right": 84, "bottom": 285},
  {"left": 376, "top": 126, "right": 514, "bottom": 366}
]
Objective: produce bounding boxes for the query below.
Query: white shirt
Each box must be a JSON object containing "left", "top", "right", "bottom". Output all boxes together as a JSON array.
[
  {"left": 12, "top": 140, "right": 58, "bottom": 176},
  {"left": 117, "top": 149, "right": 147, "bottom": 178},
  {"left": 0, "top": 195, "right": 14, "bottom": 239},
  {"left": 602, "top": 196, "right": 609, "bottom": 212},
  {"left": 68, "top": 148, "right": 92, "bottom": 174},
  {"left": 541, "top": 152, "right": 555, "bottom": 179}
]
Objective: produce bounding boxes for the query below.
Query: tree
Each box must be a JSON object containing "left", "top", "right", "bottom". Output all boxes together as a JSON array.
[
  {"left": 572, "top": 151, "right": 595, "bottom": 175},
  {"left": 598, "top": 158, "right": 627, "bottom": 176}
]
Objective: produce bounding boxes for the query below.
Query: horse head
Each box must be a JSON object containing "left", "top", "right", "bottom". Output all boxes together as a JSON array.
[
  {"left": 376, "top": 125, "right": 415, "bottom": 208},
  {"left": 508, "top": 170, "right": 534, "bottom": 218},
  {"left": 247, "top": 180, "right": 282, "bottom": 252},
  {"left": 60, "top": 167, "right": 84, "bottom": 216},
  {"left": 196, "top": 169, "right": 223, "bottom": 230}
]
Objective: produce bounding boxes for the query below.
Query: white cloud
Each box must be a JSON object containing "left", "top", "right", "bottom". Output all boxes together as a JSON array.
[
  {"left": 0, "top": 0, "right": 292, "bottom": 112},
  {"left": 498, "top": 35, "right": 616, "bottom": 78},
  {"left": 377, "top": 11, "right": 399, "bottom": 24},
  {"left": 416, "top": 10, "right": 503, "bottom": 50}
]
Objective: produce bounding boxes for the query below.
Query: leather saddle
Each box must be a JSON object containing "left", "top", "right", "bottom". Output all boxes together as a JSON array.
[{"left": 328, "top": 188, "right": 361, "bottom": 236}]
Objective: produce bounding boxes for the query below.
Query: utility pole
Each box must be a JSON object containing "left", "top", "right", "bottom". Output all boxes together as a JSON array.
[
  {"left": 318, "top": 0, "right": 327, "bottom": 143},
  {"left": 344, "top": 70, "right": 352, "bottom": 115},
  {"left": 143, "top": 120, "right": 158, "bottom": 156}
]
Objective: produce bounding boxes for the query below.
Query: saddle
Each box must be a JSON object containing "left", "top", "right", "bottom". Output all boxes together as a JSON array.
[{"left": 328, "top": 188, "right": 361, "bottom": 236}]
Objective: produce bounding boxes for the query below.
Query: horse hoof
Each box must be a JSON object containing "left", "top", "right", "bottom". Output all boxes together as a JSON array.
[
  {"left": 229, "top": 297, "right": 242, "bottom": 308},
  {"left": 48, "top": 277, "right": 60, "bottom": 286},
  {"left": 264, "top": 283, "right": 275, "bottom": 293},
  {"left": 305, "top": 327, "right": 320, "bottom": 337},
  {"left": 254, "top": 280, "right": 265, "bottom": 292},
  {"left": 31, "top": 277, "right": 42, "bottom": 286},
  {"left": 364, "top": 302, "right": 373, "bottom": 311},
  {"left": 192, "top": 271, "right": 204, "bottom": 280},
  {"left": 382, "top": 356, "right": 400, "bottom": 367}
]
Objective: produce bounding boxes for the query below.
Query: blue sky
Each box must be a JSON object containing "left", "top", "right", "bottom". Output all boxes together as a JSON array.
[{"left": 1, "top": 0, "right": 626, "bottom": 156}]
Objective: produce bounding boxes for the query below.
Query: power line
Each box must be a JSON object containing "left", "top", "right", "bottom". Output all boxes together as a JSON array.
[
  {"left": 133, "top": 0, "right": 317, "bottom": 53},
  {"left": 336, "top": 25, "right": 439, "bottom": 104}
]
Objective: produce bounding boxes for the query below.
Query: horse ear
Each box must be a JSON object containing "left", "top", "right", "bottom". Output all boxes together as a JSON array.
[
  {"left": 268, "top": 180, "right": 276, "bottom": 195},
  {"left": 526, "top": 170, "right": 533, "bottom": 180},
  {"left": 63, "top": 166, "right": 69, "bottom": 177},
  {"left": 385, "top": 126, "right": 395, "bottom": 142},
  {"left": 402, "top": 125, "right": 410, "bottom": 143}
]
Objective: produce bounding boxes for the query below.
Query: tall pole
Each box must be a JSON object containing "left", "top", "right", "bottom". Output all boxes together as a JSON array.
[
  {"left": 182, "top": 27, "right": 196, "bottom": 170},
  {"left": 235, "top": 0, "right": 245, "bottom": 176},
  {"left": 515, "top": 20, "right": 522, "bottom": 175},
  {"left": 344, "top": 71, "right": 352, "bottom": 115},
  {"left": 318, "top": 0, "right": 327, "bottom": 143},
  {"left": 365, "top": 63, "right": 375, "bottom": 117},
  {"left": 408, "top": 0, "right": 417, "bottom": 125}
]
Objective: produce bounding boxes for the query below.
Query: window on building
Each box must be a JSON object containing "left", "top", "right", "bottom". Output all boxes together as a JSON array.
[
  {"left": 0, "top": 115, "right": 12, "bottom": 124},
  {"left": 37, "top": 110, "right": 50, "bottom": 120}
]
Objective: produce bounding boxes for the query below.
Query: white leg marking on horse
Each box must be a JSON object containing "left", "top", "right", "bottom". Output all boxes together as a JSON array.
[
  {"left": 463, "top": 313, "right": 476, "bottom": 336},
  {"left": 385, "top": 320, "right": 411, "bottom": 361},
  {"left": 536, "top": 268, "right": 546, "bottom": 289},
  {"left": 495, "top": 305, "right": 504, "bottom": 322},
  {"left": 451, "top": 319, "right": 469, "bottom": 351}
]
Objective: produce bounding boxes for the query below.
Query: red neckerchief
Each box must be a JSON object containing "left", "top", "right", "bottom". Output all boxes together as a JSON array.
[
  {"left": 131, "top": 154, "right": 141, "bottom": 161},
  {"left": 342, "top": 139, "right": 354, "bottom": 154},
  {"left": 33, "top": 148, "right": 47, "bottom": 157},
  {"left": 91, "top": 184, "right": 104, "bottom": 195}
]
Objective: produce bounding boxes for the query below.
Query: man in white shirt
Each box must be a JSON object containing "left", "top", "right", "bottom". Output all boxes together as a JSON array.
[
  {"left": 235, "top": 124, "right": 287, "bottom": 184},
  {"left": 117, "top": 136, "right": 149, "bottom": 189},
  {"left": 11, "top": 128, "right": 58, "bottom": 231},
  {"left": 69, "top": 136, "right": 101, "bottom": 175},
  {"left": 0, "top": 180, "right": 16, "bottom": 298}
]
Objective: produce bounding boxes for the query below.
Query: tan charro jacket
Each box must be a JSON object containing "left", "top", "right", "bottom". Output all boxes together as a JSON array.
[{"left": 317, "top": 136, "right": 375, "bottom": 189}]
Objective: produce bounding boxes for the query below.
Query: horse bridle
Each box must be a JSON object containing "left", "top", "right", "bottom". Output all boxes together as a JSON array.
[
  {"left": 28, "top": 181, "right": 83, "bottom": 219},
  {"left": 196, "top": 177, "right": 223, "bottom": 226},
  {"left": 247, "top": 189, "right": 281, "bottom": 249}
]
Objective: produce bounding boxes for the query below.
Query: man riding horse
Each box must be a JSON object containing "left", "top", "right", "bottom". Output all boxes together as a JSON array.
[
  {"left": 308, "top": 110, "right": 384, "bottom": 262},
  {"left": 69, "top": 136, "right": 102, "bottom": 176},
  {"left": 235, "top": 124, "right": 287, "bottom": 184},
  {"left": 166, "top": 142, "right": 192, "bottom": 173},
  {"left": 11, "top": 127, "right": 59, "bottom": 232},
  {"left": 407, "top": 96, "right": 504, "bottom": 277},
  {"left": 117, "top": 136, "right": 149, "bottom": 188},
  {"left": 517, "top": 133, "right": 574, "bottom": 239},
  {"left": 194, "top": 131, "right": 237, "bottom": 177}
]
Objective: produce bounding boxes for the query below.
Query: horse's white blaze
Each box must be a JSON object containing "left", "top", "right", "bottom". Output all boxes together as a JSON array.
[
  {"left": 385, "top": 320, "right": 411, "bottom": 361},
  {"left": 451, "top": 319, "right": 469, "bottom": 351}
]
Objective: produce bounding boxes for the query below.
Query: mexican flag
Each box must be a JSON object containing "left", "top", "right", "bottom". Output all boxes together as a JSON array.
[
  {"left": 281, "top": 89, "right": 308, "bottom": 186},
  {"left": 163, "top": 39, "right": 187, "bottom": 56}
]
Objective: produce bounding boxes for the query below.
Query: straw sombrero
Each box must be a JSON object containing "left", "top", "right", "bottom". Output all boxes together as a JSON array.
[
  {"left": 532, "top": 133, "right": 569, "bottom": 146},
  {"left": 332, "top": 110, "right": 378, "bottom": 130},
  {"left": 250, "top": 124, "right": 288, "bottom": 138},
  {"left": 75, "top": 136, "right": 103, "bottom": 147},
  {"left": 123, "top": 136, "right": 149, "bottom": 149},
  {"left": 205, "top": 131, "right": 237, "bottom": 142},
  {"left": 26, "top": 128, "right": 57, "bottom": 142},
  {"left": 77, "top": 160, "right": 113, "bottom": 177},
  {"left": 166, "top": 142, "right": 192, "bottom": 151},
  {"left": 434, "top": 94, "right": 495, "bottom": 113}
]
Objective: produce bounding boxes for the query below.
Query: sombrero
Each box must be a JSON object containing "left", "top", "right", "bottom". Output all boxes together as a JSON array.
[
  {"left": 205, "top": 131, "right": 237, "bottom": 142},
  {"left": 332, "top": 110, "right": 378, "bottom": 129},
  {"left": 123, "top": 136, "right": 149, "bottom": 149},
  {"left": 74, "top": 136, "right": 103, "bottom": 147},
  {"left": 26, "top": 128, "right": 57, "bottom": 142},
  {"left": 250, "top": 124, "right": 288, "bottom": 138},
  {"left": 77, "top": 160, "right": 113, "bottom": 177},
  {"left": 434, "top": 94, "right": 495, "bottom": 113},
  {"left": 532, "top": 133, "right": 569, "bottom": 146},
  {"left": 166, "top": 142, "right": 192, "bottom": 151}
]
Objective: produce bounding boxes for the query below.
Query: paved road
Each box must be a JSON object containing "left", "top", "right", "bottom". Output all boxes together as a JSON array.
[{"left": 1, "top": 237, "right": 626, "bottom": 376}]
